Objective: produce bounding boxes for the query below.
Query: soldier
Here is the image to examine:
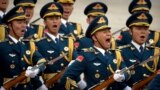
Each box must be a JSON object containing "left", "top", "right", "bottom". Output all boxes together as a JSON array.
[
  {"left": 0, "top": 0, "right": 9, "bottom": 41},
  {"left": 116, "top": 0, "right": 160, "bottom": 47},
  {"left": 120, "top": 12, "right": 160, "bottom": 88},
  {"left": 147, "top": 70, "right": 160, "bottom": 90},
  {"left": 60, "top": 15, "right": 131, "bottom": 90},
  {"left": 53, "top": 0, "right": 83, "bottom": 40},
  {"left": 0, "top": 6, "right": 47, "bottom": 90},
  {"left": 36, "top": 2, "right": 78, "bottom": 89},
  {"left": 14, "top": 0, "right": 44, "bottom": 40},
  {"left": 75, "top": 2, "right": 108, "bottom": 51}
]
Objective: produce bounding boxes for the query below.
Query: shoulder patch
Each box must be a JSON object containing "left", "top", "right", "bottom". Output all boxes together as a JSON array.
[{"left": 76, "top": 55, "right": 84, "bottom": 62}]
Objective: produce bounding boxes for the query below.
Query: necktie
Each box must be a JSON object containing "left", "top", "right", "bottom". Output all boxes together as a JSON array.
[
  {"left": 55, "top": 38, "right": 59, "bottom": 44},
  {"left": 139, "top": 46, "right": 144, "bottom": 53}
]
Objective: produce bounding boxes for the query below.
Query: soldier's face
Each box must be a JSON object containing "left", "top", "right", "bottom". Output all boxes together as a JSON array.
[
  {"left": 9, "top": 19, "right": 27, "bottom": 39},
  {"left": 0, "top": 0, "right": 9, "bottom": 12},
  {"left": 131, "top": 26, "right": 150, "bottom": 45},
  {"left": 25, "top": 6, "right": 34, "bottom": 23},
  {"left": 61, "top": 3, "right": 73, "bottom": 20},
  {"left": 44, "top": 16, "right": 61, "bottom": 36},
  {"left": 92, "top": 28, "right": 112, "bottom": 49}
]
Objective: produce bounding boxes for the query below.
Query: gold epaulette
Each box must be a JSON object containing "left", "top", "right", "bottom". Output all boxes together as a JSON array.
[
  {"left": 146, "top": 45, "right": 160, "bottom": 49},
  {"left": 117, "top": 44, "right": 131, "bottom": 49}
]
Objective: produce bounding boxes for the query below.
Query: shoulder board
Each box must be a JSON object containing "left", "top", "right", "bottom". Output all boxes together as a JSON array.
[
  {"left": 35, "top": 37, "right": 47, "bottom": 42},
  {"left": 117, "top": 44, "right": 131, "bottom": 49},
  {"left": 81, "top": 47, "right": 96, "bottom": 52},
  {"left": 146, "top": 45, "right": 160, "bottom": 49},
  {"left": 77, "top": 34, "right": 85, "bottom": 39}
]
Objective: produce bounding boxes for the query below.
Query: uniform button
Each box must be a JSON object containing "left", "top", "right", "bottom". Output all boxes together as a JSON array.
[
  {"left": 107, "top": 67, "right": 109, "bottom": 70},
  {"left": 142, "top": 64, "right": 145, "bottom": 67},
  {"left": 143, "top": 74, "right": 149, "bottom": 77},
  {"left": 130, "top": 70, "right": 135, "bottom": 75},
  {"left": 24, "top": 85, "right": 27, "bottom": 88},
  {"left": 23, "top": 67, "right": 25, "bottom": 70},
  {"left": 61, "top": 63, "right": 64, "bottom": 67},
  {"left": 12, "top": 61, "right": 15, "bottom": 63},
  {"left": 50, "top": 57, "right": 52, "bottom": 60},
  {"left": 10, "top": 64, "right": 15, "bottom": 69},
  {"left": 71, "top": 87, "right": 74, "bottom": 90},
  {"left": 21, "top": 58, "right": 24, "bottom": 61},
  {"left": 96, "top": 70, "right": 99, "bottom": 72}
]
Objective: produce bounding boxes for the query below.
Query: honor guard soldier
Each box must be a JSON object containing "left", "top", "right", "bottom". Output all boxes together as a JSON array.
[
  {"left": 53, "top": 0, "right": 83, "bottom": 42},
  {"left": 14, "top": 0, "right": 45, "bottom": 40},
  {"left": 0, "top": 6, "right": 47, "bottom": 90},
  {"left": 60, "top": 15, "right": 131, "bottom": 90},
  {"left": 120, "top": 12, "right": 160, "bottom": 89},
  {"left": 117, "top": 0, "right": 160, "bottom": 47},
  {"left": 36, "top": 2, "right": 78, "bottom": 89},
  {"left": 0, "top": 0, "right": 9, "bottom": 41},
  {"left": 75, "top": 2, "right": 108, "bottom": 51}
]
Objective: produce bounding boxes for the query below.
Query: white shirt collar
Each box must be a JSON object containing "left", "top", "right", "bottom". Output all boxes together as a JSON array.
[
  {"left": 61, "top": 18, "right": 67, "bottom": 27},
  {"left": 0, "top": 10, "right": 5, "bottom": 18},
  {"left": 131, "top": 40, "right": 145, "bottom": 52},
  {"left": 94, "top": 46, "right": 106, "bottom": 56},
  {"left": 8, "top": 35, "right": 19, "bottom": 44},
  {"left": 46, "top": 32, "right": 59, "bottom": 43}
]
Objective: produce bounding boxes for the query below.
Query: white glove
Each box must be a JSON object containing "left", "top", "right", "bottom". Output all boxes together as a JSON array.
[
  {"left": 123, "top": 86, "right": 131, "bottom": 90},
  {"left": 0, "top": 86, "right": 5, "bottom": 90},
  {"left": 77, "top": 79, "right": 87, "bottom": 90},
  {"left": 25, "top": 66, "right": 39, "bottom": 78},
  {"left": 113, "top": 70, "right": 125, "bottom": 82},
  {"left": 37, "top": 84, "right": 48, "bottom": 90}
]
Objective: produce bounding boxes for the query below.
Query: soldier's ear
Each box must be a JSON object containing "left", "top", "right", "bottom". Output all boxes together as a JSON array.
[{"left": 92, "top": 35, "right": 97, "bottom": 42}]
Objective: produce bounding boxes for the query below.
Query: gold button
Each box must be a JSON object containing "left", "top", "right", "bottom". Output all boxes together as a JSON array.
[
  {"left": 95, "top": 73, "right": 100, "bottom": 79},
  {"left": 10, "top": 64, "right": 15, "bottom": 69},
  {"left": 21, "top": 58, "right": 24, "bottom": 61},
  {"left": 71, "top": 87, "right": 74, "bottom": 90}
]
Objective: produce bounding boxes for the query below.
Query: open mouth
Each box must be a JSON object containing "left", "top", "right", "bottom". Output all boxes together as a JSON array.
[
  {"left": 140, "top": 36, "right": 145, "bottom": 39},
  {"left": 26, "top": 14, "right": 31, "bottom": 18},
  {"left": 52, "top": 25, "right": 57, "bottom": 28},
  {"left": 2, "top": 2, "right": 7, "bottom": 4},
  {"left": 106, "top": 38, "right": 111, "bottom": 43},
  {"left": 64, "top": 11, "right": 70, "bottom": 14}
]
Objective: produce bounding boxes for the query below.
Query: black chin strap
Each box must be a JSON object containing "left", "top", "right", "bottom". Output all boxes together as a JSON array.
[
  {"left": 10, "top": 23, "right": 19, "bottom": 40},
  {"left": 95, "top": 35, "right": 106, "bottom": 50}
]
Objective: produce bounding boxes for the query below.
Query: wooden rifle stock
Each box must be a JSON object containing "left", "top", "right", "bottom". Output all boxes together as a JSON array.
[
  {"left": 132, "top": 71, "right": 157, "bottom": 90},
  {"left": 45, "top": 68, "right": 66, "bottom": 87},
  {"left": 3, "top": 72, "right": 27, "bottom": 90},
  {"left": 3, "top": 53, "right": 67, "bottom": 89},
  {"left": 90, "top": 75, "right": 114, "bottom": 90}
]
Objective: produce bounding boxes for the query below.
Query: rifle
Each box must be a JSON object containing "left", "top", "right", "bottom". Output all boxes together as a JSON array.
[
  {"left": 112, "top": 27, "right": 127, "bottom": 35},
  {"left": 3, "top": 53, "right": 67, "bottom": 90},
  {"left": 45, "top": 67, "right": 67, "bottom": 87},
  {"left": 132, "top": 71, "right": 157, "bottom": 90},
  {"left": 88, "top": 53, "right": 160, "bottom": 90},
  {"left": 30, "top": 17, "right": 41, "bottom": 24}
]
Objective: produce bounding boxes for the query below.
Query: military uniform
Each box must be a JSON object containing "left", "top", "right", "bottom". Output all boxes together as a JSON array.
[
  {"left": 120, "top": 12, "right": 160, "bottom": 88},
  {"left": 116, "top": 0, "right": 160, "bottom": 47},
  {"left": 0, "top": 5, "right": 46, "bottom": 90},
  {"left": 14, "top": 0, "right": 45, "bottom": 40},
  {"left": 36, "top": 2, "right": 78, "bottom": 89},
  {"left": 60, "top": 16, "right": 130, "bottom": 90},
  {"left": 147, "top": 73, "right": 160, "bottom": 90}
]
